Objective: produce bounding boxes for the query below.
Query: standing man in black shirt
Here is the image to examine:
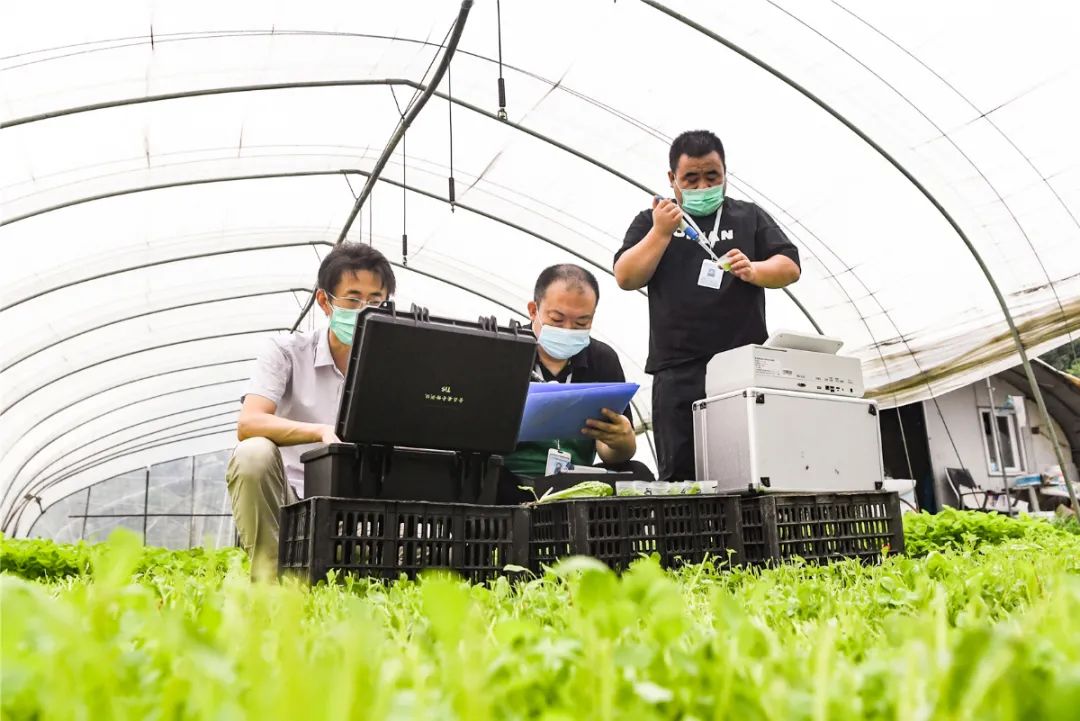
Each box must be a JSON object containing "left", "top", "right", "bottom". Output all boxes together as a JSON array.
[{"left": 614, "top": 130, "right": 801, "bottom": 481}]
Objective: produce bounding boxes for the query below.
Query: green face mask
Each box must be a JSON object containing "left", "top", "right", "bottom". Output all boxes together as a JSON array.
[
  {"left": 678, "top": 182, "right": 725, "bottom": 217},
  {"left": 328, "top": 306, "right": 360, "bottom": 346}
]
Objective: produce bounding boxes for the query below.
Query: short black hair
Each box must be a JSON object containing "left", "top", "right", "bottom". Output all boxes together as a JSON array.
[
  {"left": 669, "top": 130, "right": 726, "bottom": 172},
  {"left": 533, "top": 264, "right": 600, "bottom": 305},
  {"left": 317, "top": 242, "right": 396, "bottom": 297}
]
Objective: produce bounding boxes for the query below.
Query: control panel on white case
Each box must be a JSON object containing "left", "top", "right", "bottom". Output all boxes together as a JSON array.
[{"left": 706, "top": 344, "right": 865, "bottom": 399}]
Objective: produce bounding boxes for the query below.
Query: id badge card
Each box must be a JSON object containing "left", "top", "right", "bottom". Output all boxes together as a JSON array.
[
  {"left": 545, "top": 447, "right": 573, "bottom": 475},
  {"left": 697, "top": 258, "right": 723, "bottom": 289}
]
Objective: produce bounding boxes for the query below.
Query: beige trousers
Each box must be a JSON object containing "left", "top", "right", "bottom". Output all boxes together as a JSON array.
[{"left": 226, "top": 437, "right": 299, "bottom": 581}]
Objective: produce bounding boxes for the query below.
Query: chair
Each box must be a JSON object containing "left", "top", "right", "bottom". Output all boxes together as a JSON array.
[{"left": 945, "top": 467, "right": 1007, "bottom": 512}]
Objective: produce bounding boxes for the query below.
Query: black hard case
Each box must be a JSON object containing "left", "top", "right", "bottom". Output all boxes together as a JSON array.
[
  {"left": 301, "top": 443, "right": 504, "bottom": 504},
  {"left": 335, "top": 303, "right": 536, "bottom": 455}
]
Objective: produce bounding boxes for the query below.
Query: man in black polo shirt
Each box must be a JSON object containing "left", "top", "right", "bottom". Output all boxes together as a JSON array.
[
  {"left": 502, "top": 264, "right": 651, "bottom": 480},
  {"left": 614, "top": 130, "right": 801, "bottom": 481}
]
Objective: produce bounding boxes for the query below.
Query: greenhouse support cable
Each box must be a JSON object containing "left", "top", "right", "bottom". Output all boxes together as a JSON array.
[
  {"left": 0, "top": 236, "right": 332, "bottom": 313},
  {"left": 2, "top": 287, "right": 309, "bottom": 373},
  {"left": 496, "top": 0, "right": 507, "bottom": 120},
  {"left": 0, "top": 169, "right": 643, "bottom": 305},
  {"left": 79, "top": 484, "right": 91, "bottom": 541},
  {"left": 833, "top": 0, "right": 1080, "bottom": 370},
  {"left": 630, "top": 399, "right": 658, "bottom": 466},
  {"left": 770, "top": 0, "right": 1077, "bottom": 369},
  {"left": 1, "top": 328, "right": 284, "bottom": 416},
  {"left": 984, "top": 377, "right": 1014, "bottom": 516},
  {"left": 896, "top": 408, "right": 915, "bottom": 493},
  {"left": 448, "top": 63, "right": 456, "bottom": 210},
  {"left": 0, "top": 161, "right": 822, "bottom": 338},
  {"left": 402, "top": 22, "right": 455, "bottom": 115},
  {"left": 402, "top": 131, "right": 408, "bottom": 266},
  {"left": 289, "top": 0, "right": 473, "bottom": 332},
  {"left": 389, "top": 85, "right": 406, "bottom": 118},
  {"left": 0, "top": 76, "right": 829, "bottom": 340}
]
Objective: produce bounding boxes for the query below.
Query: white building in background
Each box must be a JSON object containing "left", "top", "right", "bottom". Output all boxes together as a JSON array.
[{"left": 880, "top": 359, "right": 1079, "bottom": 513}]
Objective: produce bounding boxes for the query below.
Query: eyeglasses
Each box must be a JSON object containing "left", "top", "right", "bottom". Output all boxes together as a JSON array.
[{"left": 326, "top": 292, "right": 384, "bottom": 310}]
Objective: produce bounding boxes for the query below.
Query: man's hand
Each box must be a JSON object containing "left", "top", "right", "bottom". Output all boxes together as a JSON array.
[
  {"left": 725, "top": 249, "right": 758, "bottom": 285},
  {"left": 319, "top": 424, "right": 341, "bottom": 445},
  {"left": 238, "top": 395, "right": 341, "bottom": 447},
  {"left": 651, "top": 196, "right": 683, "bottom": 237},
  {"left": 582, "top": 408, "right": 634, "bottom": 450},
  {"left": 725, "top": 252, "right": 801, "bottom": 289},
  {"left": 614, "top": 199, "right": 679, "bottom": 290}
]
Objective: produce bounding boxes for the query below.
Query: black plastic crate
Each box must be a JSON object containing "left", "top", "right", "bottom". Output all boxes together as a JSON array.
[
  {"left": 528, "top": 495, "right": 743, "bottom": 572},
  {"left": 740, "top": 491, "right": 904, "bottom": 565},
  {"left": 279, "top": 496, "right": 529, "bottom": 583}
]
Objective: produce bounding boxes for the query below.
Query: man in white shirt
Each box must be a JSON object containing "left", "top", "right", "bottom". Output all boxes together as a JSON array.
[{"left": 227, "top": 242, "right": 396, "bottom": 580}]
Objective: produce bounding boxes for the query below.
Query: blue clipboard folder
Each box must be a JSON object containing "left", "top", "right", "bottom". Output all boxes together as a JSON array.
[{"left": 517, "top": 382, "right": 640, "bottom": 443}]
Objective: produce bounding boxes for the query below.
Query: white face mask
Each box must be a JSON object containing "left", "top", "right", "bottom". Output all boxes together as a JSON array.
[
  {"left": 536, "top": 324, "right": 591, "bottom": 360},
  {"left": 328, "top": 305, "right": 360, "bottom": 346}
]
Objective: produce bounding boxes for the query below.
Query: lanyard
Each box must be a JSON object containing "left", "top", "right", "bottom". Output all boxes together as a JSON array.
[
  {"left": 680, "top": 207, "right": 725, "bottom": 262},
  {"left": 532, "top": 364, "right": 573, "bottom": 384}
]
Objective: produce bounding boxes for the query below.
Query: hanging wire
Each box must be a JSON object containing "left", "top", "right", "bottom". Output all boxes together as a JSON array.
[
  {"left": 400, "top": 22, "right": 454, "bottom": 117},
  {"left": 389, "top": 85, "right": 406, "bottom": 118},
  {"left": 310, "top": 244, "right": 324, "bottom": 332},
  {"left": 495, "top": 0, "right": 507, "bottom": 120},
  {"left": 343, "top": 171, "right": 361, "bottom": 242},
  {"left": 447, "top": 63, "right": 457, "bottom": 211},
  {"left": 401, "top": 132, "right": 408, "bottom": 266},
  {"left": 984, "top": 377, "right": 1014, "bottom": 516}
]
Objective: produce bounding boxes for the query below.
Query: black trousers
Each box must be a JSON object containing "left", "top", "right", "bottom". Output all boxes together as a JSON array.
[{"left": 651, "top": 357, "right": 709, "bottom": 482}]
